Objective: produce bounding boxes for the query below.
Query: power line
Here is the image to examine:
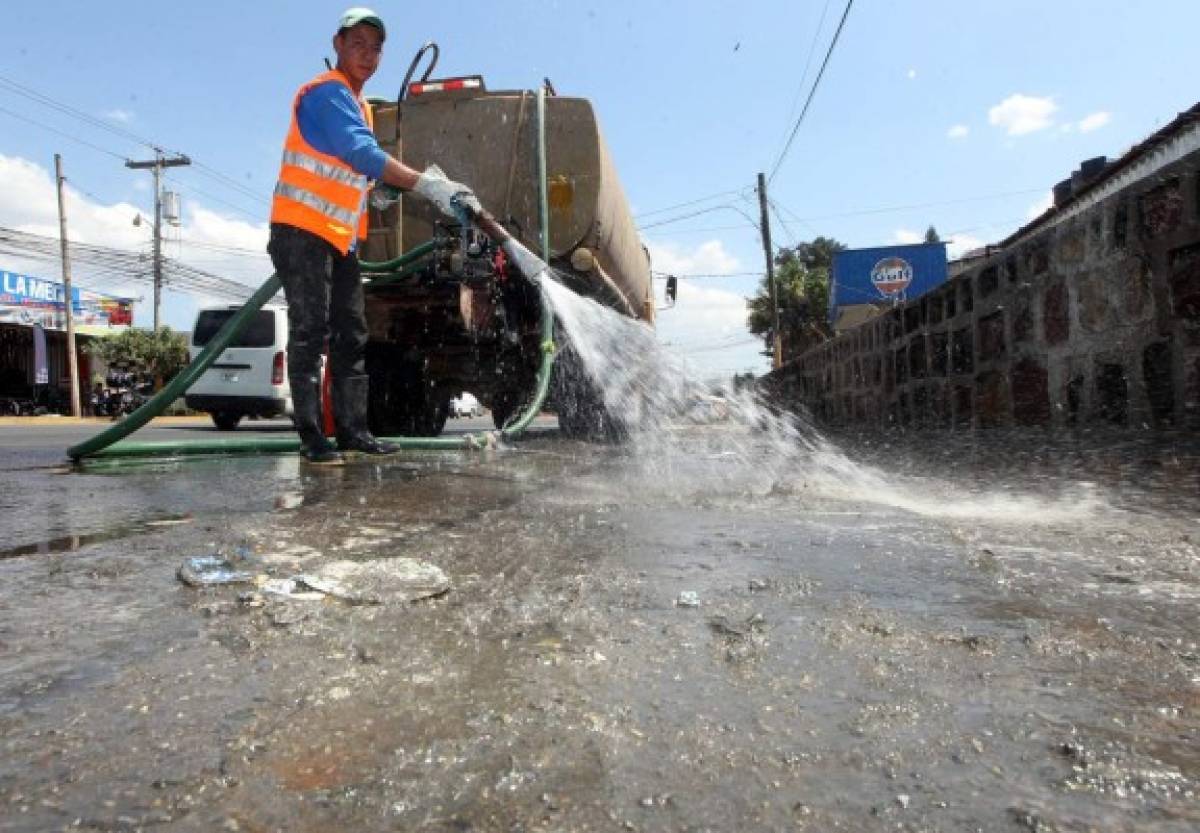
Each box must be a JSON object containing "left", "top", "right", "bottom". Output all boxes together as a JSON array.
[
  {"left": 678, "top": 338, "right": 761, "bottom": 355},
  {"left": 0, "top": 73, "right": 270, "bottom": 211},
  {"left": 768, "top": 0, "right": 855, "bottom": 184},
  {"left": 190, "top": 161, "right": 270, "bottom": 206},
  {"left": 653, "top": 270, "right": 762, "bottom": 280},
  {"left": 633, "top": 187, "right": 748, "bottom": 220},
  {"left": 773, "top": 0, "right": 833, "bottom": 160},
  {"left": 768, "top": 198, "right": 797, "bottom": 247},
  {"left": 164, "top": 173, "right": 267, "bottom": 221},
  {"left": 779, "top": 187, "right": 1047, "bottom": 222},
  {"left": 0, "top": 74, "right": 159, "bottom": 150},
  {"left": 0, "top": 225, "right": 265, "bottom": 303},
  {"left": 638, "top": 202, "right": 761, "bottom": 232},
  {"left": 0, "top": 103, "right": 127, "bottom": 161}
]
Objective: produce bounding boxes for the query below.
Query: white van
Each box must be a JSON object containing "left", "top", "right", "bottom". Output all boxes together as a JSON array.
[{"left": 186, "top": 305, "right": 292, "bottom": 430}]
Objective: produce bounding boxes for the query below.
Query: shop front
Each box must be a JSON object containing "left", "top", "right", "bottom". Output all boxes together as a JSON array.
[{"left": 0, "top": 269, "right": 133, "bottom": 414}]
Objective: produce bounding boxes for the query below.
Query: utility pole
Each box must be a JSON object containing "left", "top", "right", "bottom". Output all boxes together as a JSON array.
[
  {"left": 756, "top": 172, "right": 782, "bottom": 369},
  {"left": 54, "top": 153, "right": 82, "bottom": 418},
  {"left": 126, "top": 150, "right": 190, "bottom": 330}
]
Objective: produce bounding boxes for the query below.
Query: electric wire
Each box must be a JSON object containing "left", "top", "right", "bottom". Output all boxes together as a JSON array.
[
  {"left": 768, "top": 0, "right": 855, "bottom": 184},
  {"left": 0, "top": 226, "right": 264, "bottom": 303},
  {"left": 164, "top": 174, "right": 268, "bottom": 221},
  {"left": 0, "top": 74, "right": 270, "bottom": 211},
  {"left": 642, "top": 223, "right": 761, "bottom": 238},
  {"left": 772, "top": 0, "right": 833, "bottom": 159},
  {"left": 653, "top": 270, "right": 762, "bottom": 279},
  {"left": 0, "top": 103, "right": 127, "bottom": 161},
  {"left": 633, "top": 187, "right": 749, "bottom": 220}
]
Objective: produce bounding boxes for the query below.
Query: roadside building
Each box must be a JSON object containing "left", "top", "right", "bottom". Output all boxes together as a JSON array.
[{"left": 0, "top": 269, "right": 133, "bottom": 413}]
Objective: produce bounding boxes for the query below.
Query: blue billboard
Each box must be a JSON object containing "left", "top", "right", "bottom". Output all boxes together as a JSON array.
[{"left": 829, "top": 242, "right": 947, "bottom": 322}]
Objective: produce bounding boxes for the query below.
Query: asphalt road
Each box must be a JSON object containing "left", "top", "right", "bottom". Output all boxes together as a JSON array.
[{"left": 1, "top": 420, "right": 1197, "bottom": 831}]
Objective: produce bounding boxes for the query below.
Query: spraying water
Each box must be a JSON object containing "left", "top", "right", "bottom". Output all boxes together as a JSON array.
[{"left": 501, "top": 239, "right": 1101, "bottom": 525}]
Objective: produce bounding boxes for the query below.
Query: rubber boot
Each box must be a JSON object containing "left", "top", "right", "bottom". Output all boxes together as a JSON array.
[
  {"left": 333, "top": 375, "right": 400, "bottom": 455},
  {"left": 291, "top": 375, "right": 343, "bottom": 466}
]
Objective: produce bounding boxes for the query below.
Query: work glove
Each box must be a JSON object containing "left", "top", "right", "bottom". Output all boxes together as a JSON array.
[
  {"left": 369, "top": 183, "right": 403, "bottom": 211},
  {"left": 413, "top": 164, "right": 483, "bottom": 219}
]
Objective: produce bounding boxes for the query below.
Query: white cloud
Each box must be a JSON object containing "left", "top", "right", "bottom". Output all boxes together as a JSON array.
[
  {"left": 647, "top": 239, "right": 740, "bottom": 277},
  {"left": 988, "top": 94, "right": 1057, "bottom": 136},
  {"left": 104, "top": 108, "right": 134, "bottom": 123},
  {"left": 0, "top": 153, "right": 269, "bottom": 328},
  {"left": 1027, "top": 191, "right": 1054, "bottom": 220},
  {"left": 646, "top": 239, "right": 767, "bottom": 376},
  {"left": 1078, "top": 111, "right": 1111, "bottom": 133},
  {"left": 892, "top": 229, "right": 923, "bottom": 245},
  {"left": 946, "top": 233, "right": 984, "bottom": 259},
  {"left": 947, "top": 124, "right": 969, "bottom": 140},
  {"left": 907, "top": 68, "right": 917, "bottom": 80}
]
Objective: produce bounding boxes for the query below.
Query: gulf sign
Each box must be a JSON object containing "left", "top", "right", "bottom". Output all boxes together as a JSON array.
[
  {"left": 870, "top": 256, "right": 913, "bottom": 297},
  {"left": 830, "top": 242, "right": 947, "bottom": 321}
]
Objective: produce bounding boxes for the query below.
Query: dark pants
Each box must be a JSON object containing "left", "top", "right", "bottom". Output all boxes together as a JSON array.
[
  {"left": 267, "top": 223, "right": 367, "bottom": 387},
  {"left": 268, "top": 223, "right": 370, "bottom": 447}
]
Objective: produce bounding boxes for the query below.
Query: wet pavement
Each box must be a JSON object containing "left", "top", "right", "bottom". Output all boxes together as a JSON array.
[{"left": 1, "top": 422, "right": 1197, "bottom": 831}]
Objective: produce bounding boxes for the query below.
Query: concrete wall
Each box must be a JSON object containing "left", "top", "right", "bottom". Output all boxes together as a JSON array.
[{"left": 767, "top": 128, "right": 1200, "bottom": 432}]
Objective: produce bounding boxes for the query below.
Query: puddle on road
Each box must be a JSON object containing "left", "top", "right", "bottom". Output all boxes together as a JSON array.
[{"left": 0, "top": 514, "right": 195, "bottom": 560}]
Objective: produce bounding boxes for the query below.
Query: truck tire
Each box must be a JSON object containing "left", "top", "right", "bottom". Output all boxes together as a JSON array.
[
  {"left": 551, "top": 347, "right": 627, "bottom": 442},
  {"left": 367, "top": 355, "right": 449, "bottom": 438},
  {"left": 490, "top": 390, "right": 520, "bottom": 430},
  {"left": 212, "top": 412, "right": 242, "bottom": 431}
]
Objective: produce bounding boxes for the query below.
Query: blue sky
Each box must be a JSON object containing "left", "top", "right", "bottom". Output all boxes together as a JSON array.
[{"left": 1, "top": 1, "right": 1197, "bottom": 376}]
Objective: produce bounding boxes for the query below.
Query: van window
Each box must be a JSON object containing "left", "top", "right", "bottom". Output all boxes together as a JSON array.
[{"left": 193, "top": 310, "right": 277, "bottom": 348}]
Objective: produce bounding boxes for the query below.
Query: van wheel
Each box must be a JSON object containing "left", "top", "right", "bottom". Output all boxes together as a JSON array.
[{"left": 212, "top": 412, "right": 242, "bottom": 431}]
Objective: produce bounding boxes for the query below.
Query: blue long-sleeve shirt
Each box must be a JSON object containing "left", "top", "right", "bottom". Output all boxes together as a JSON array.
[
  {"left": 296, "top": 80, "right": 388, "bottom": 181},
  {"left": 294, "top": 80, "right": 387, "bottom": 251}
]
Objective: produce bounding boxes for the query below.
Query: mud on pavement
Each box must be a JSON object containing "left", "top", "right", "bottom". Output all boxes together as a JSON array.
[{"left": 1, "top": 436, "right": 1198, "bottom": 832}]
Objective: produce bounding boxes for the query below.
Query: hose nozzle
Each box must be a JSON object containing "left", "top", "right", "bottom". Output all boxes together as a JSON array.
[{"left": 500, "top": 237, "right": 550, "bottom": 284}]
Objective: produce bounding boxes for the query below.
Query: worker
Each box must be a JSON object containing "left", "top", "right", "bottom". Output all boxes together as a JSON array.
[{"left": 269, "top": 7, "right": 483, "bottom": 465}]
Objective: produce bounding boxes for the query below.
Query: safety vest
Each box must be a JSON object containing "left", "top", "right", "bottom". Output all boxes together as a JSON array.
[{"left": 270, "top": 69, "right": 375, "bottom": 254}]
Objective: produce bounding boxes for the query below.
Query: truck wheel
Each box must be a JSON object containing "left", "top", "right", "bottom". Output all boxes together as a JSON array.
[
  {"left": 490, "top": 391, "right": 521, "bottom": 430},
  {"left": 413, "top": 400, "right": 449, "bottom": 437},
  {"left": 212, "top": 412, "right": 242, "bottom": 431},
  {"left": 366, "top": 356, "right": 449, "bottom": 438},
  {"left": 552, "top": 348, "right": 627, "bottom": 442}
]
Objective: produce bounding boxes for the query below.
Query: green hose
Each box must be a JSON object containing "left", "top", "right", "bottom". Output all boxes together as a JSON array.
[
  {"left": 499, "top": 84, "right": 557, "bottom": 437},
  {"left": 70, "top": 86, "right": 559, "bottom": 464},
  {"left": 81, "top": 433, "right": 490, "bottom": 460},
  {"left": 360, "top": 239, "right": 437, "bottom": 273},
  {"left": 68, "top": 274, "right": 283, "bottom": 461},
  {"left": 68, "top": 244, "right": 458, "bottom": 463}
]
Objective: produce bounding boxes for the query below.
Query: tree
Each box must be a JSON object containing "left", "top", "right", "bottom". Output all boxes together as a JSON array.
[
  {"left": 747, "top": 236, "right": 846, "bottom": 361},
  {"left": 924, "top": 225, "right": 940, "bottom": 243},
  {"left": 87, "top": 326, "right": 189, "bottom": 386}
]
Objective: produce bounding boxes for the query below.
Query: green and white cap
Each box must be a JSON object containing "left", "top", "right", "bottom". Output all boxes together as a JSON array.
[{"left": 338, "top": 7, "right": 386, "bottom": 39}]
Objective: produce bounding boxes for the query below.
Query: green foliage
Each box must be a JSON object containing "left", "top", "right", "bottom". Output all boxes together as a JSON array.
[
  {"left": 86, "top": 326, "right": 189, "bottom": 383},
  {"left": 747, "top": 236, "right": 845, "bottom": 360},
  {"left": 925, "top": 225, "right": 941, "bottom": 243}
]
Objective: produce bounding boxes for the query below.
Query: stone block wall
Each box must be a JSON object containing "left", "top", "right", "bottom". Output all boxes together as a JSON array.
[{"left": 767, "top": 132, "right": 1200, "bottom": 431}]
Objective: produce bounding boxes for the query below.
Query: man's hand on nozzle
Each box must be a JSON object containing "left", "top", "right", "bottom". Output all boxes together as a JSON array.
[{"left": 413, "top": 164, "right": 481, "bottom": 220}]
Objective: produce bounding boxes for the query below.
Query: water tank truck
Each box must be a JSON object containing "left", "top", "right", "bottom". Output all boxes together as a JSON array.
[{"left": 360, "top": 46, "right": 652, "bottom": 439}]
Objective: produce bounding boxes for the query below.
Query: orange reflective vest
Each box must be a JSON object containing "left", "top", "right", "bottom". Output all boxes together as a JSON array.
[{"left": 270, "top": 69, "right": 375, "bottom": 254}]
